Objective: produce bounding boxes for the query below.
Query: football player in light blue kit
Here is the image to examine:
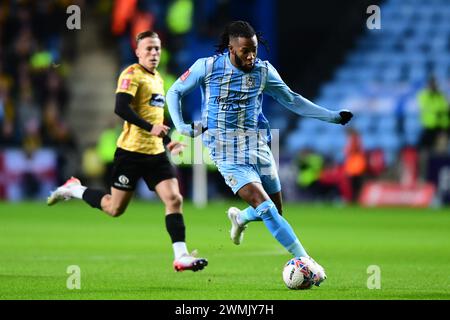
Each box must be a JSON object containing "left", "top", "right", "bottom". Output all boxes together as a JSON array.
[{"left": 167, "top": 21, "right": 353, "bottom": 286}]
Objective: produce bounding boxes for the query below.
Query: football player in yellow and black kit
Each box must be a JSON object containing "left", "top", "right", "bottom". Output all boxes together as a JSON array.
[{"left": 47, "top": 31, "right": 207, "bottom": 272}]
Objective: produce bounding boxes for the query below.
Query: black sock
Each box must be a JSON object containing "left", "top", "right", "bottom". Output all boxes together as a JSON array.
[
  {"left": 82, "top": 188, "right": 107, "bottom": 210},
  {"left": 165, "top": 213, "right": 186, "bottom": 243}
]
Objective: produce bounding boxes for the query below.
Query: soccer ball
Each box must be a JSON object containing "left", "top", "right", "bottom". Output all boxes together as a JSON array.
[{"left": 282, "top": 257, "right": 315, "bottom": 290}]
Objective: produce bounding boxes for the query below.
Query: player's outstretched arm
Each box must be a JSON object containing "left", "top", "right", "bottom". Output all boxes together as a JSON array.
[
  {"left": 263, "top": 62, "right": 353, "bottom": 125},
  {"left": 167, "top": 59, "right": 207, "bottom": 137}
]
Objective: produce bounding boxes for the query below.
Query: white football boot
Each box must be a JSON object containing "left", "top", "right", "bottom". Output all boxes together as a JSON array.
[
  {"left": 308, "top": 257, "right": 327, "bottom": 286},
  {"left": 47, "top": 177, "right": 81, "bottom": 206},
  {"left": 173, "top": 250, "right": 208, "bottom": 272},
  {"left": 227, "top": 207, "right": 247, "bottom": 245}
]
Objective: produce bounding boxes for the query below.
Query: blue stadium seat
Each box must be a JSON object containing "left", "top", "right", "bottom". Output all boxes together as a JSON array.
[
  {"left": 285, "top": 130, "right": 314, "bottom": 155},
  {"left": 351, "top": 114, "right": 374, "bottom": 133},
  {"left": 404, "top": 129, "right": 421, "bottom": 146},
  {"left": 378, "top": 132, "right": 402, "bottom": 165},
  {"left": 311, "top": 132, "right": 346, "bottom": 158},
  {"left": 404, "top": 112, "right": 422, "bottom": 146},
  {"left": 297, "top": 118, "right": 322, "bottom": 135},
  {"left": 300, "top": 0, "right": 450, "bottom": 172},
  {"left": 375, "top": 114, "right": 398, "bottom": 133},
  {"left": 361, "top": 132, "right": 380, "bottom": 150}
]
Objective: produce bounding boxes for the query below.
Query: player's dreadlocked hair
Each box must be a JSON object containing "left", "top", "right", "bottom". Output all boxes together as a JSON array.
[{"left": 215, "top": 20, "right": 269, "bottom": 53}]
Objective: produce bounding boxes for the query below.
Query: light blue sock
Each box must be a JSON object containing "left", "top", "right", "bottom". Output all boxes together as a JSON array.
[
  {"left": 255, "top": 200, "right": 308, "bottom": 257},
  {"left": 238, "top": 206, "right": 262, "bottom": 225}
]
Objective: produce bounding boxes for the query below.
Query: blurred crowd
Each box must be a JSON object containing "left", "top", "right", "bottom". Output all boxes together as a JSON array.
[
  {"left": 1, "top": 0, "right": 449, "bottom": 205},
  {"left": 0, "top": 1, "right": 78, "bottom": 193},
  {"left": 0, "top": 0, "right": 258, "bottom": 200},
  {"left": 111, "top": 0, "right": 179, "bottom": 92},
  {"left": 417, "top": 76, "right": 449, "bottom": 154},
  {"left": 0, "top": 1, "right": 78, "bottom": 151}
]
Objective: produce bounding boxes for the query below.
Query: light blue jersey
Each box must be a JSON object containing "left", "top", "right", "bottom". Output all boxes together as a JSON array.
[
  {"left": 167, "top": 52, "right": 341, "bottom": 193},
  {"left": 167, "top": 52, "right": 341, "bottom": 144}
]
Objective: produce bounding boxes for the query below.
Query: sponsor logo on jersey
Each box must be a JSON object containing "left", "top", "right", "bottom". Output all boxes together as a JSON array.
[
  {"left": 150, "top": 94, "right": 165, "bottom": 108},
  {"left": 118, "top": 175, "right": 129, "bottom": 185},
  {"left": 126, "top": 67, "right": 135, "bottom": 74}
]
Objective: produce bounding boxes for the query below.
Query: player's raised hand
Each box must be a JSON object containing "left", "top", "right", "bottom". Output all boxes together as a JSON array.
[
  {"left": 150, "top": 124, "right": 170, "bottom": 137},
  {"left": 338, "top": 110, "right": 353, "bottom": 125},
  {"left": 167, "top": 141, "right": 187, "bottom": 156}
]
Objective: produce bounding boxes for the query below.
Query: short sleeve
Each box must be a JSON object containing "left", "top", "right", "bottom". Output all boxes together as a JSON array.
[{"left": 116, "top": 66, "right": 139, "bottom": 96}]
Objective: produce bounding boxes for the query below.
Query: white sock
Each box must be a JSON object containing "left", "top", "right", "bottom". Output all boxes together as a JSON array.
[
  {"left": 173, "top": 242, "right": 188, "bottom": 260},
  {"left": 71, "top": 185, "right": 87, "bottom": 199}
]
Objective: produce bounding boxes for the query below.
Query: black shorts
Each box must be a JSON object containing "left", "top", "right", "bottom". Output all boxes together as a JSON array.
[{"left": 111, "top": 148, "right": 177, "bottom": 191}]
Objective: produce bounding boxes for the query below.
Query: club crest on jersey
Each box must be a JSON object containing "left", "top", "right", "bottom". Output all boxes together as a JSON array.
[
  {"left": 150, "top": 94, "right": 165, "bottom": 108},
  {"left": 245, "top": 75, "right": 256, "bottom": 88}
]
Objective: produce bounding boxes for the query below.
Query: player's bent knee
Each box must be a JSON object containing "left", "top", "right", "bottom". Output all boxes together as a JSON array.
[
  {"left": 173, "top": 193, "right": 184, "bottom": 207},
  {"left": 166, "top": 193, "right": 183, "bottom": 209}
]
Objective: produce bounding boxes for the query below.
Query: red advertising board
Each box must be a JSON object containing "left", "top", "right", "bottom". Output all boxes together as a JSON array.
[{"left": 359, "top": 181, "right": 435, "bottom": 207}]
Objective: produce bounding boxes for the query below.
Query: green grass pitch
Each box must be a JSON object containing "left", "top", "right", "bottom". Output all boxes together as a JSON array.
[{"left": 0, "top": 200, "right": 449, "bottom": 300}]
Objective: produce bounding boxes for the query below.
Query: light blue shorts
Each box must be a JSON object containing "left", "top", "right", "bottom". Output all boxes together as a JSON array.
[{"left": 213, "top": 148, "right": 281, "bottom": 195}]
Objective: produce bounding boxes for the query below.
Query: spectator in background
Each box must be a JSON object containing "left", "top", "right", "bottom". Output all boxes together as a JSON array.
[
  {"left": 17, "top": 88, "right": 41, "bottom": 154},
  {"left": 343, "top": 128, "right": 366, "bottom": 203},
  {"left": 165, "top": 0, "right": 193, "bottom": 74},
  {"left": 0, "top": 2, "right": 79, "bottom": 199},
  {"left": 417, "top": 76, "right": 449, "bottom": 152},
  {"left": 296, "top": 149, "right": 348, "bottom": 203},
  {"left": 166, "top": 0, "right": 193, "bottom": 36},
  {"left": 318, "top": 161, "right": 352, "bottom": 203},
  {"left": 112, "top": 0, "right": 158, "bottom": 68},
  {"left": 296, "top": 149, "right": 324, "bottom": 200},
  {"left": 0, "top": 75, "right": 15, "bottom": 146}
]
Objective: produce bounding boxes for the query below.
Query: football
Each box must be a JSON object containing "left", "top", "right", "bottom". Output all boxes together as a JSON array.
[{"left": 282, "top": 257, "right": 315, "bottom": 290}]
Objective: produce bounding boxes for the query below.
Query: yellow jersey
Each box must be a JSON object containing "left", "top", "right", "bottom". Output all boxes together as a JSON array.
[{"left": 115, "top": 63, "right": 165, "bottom": 155}]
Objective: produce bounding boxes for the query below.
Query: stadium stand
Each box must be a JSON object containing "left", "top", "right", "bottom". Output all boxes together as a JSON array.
[
  {"left": 0, "top": 1, "right": 78, "bottom": 200},
  {"left": 286, "top": 0, "right": 450, "bottom": 169}
]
